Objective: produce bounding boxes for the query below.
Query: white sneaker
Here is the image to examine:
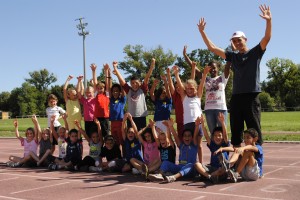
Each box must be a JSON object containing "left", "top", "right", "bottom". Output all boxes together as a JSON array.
[
  {"left": 89, "top": 166, "right": 102, "bottom": 172},
  {"left": 108, "top": 161, "right": 116, "bottom": 168},
  {"left": 165, "top": 175, "right": 176, "bottom": 183},
  {"left": 132, "top": 168, "right": 141, "bottom": 175},
  {"left": 148, "top": 173, "right": 164, "bottom": 182}
]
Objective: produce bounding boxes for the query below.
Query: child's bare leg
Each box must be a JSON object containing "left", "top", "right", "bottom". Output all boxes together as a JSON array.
[
  {"left": 130, "top": 158, "right": 144, "bottom": 171},
  {"left": 122, "top": 163, "right": 131, "bottom": 172},
  {"left": 173, "top": 172, "right": 182, "bottom": 180},
  {"left": 29, "top": 152, "right": 40, "bottom": 163},
  {"left": 37, "top": 149, "right": 51, "bottom": 166},
  {"left": 51, "top": 145, "right": 55, "bottom": 154},
  {"left": 198, "top": 137, "right": 203, "bottom": 163},
  {"left": 148, "top": 159, "right": 161, "bottom": 173},
  {"left": 194, "top": 162, "right": 210, "bottom": 178},
  {"left": 236, "top": 151, "right": 256, "bottom": 174},
  {"left": 229, "top": 152, "right": 241, "bottom": 168}
]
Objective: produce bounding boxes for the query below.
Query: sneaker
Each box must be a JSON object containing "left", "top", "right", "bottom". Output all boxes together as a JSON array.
[
  {"left": 132, "top": 168, "right": 141, "bottom": 175},
  {"left": 148, "top": 173, "right": 164, "bottom": 182},
  {"left": 228, "top": 169, "right": 238, "bottom": 183},
  {"left": 209, "top": 175, "right": 219, "bottom": 184},
  {"left": 48, "top": 163, "right": 58, "bottom": 170},
  {"left": 218, "top": 153, "right": 229, "bottom": 172},
  {"left": 108, "top": 161, "right": 116, "bottom": 168},
  {"left": 89, "top": 166, "right": 102, "bottom": 172},
  {"left": 142, "top": 164, "right": 149, "bottom": 179},
  {"left": 11, "top": 162, "right": 21, "bottom": 168},
  {"left": 165, "top": 175, "right": 176, "bottom": 183},
  {"left": 6, "top": 161, "right": 13, "bottom": 167}
]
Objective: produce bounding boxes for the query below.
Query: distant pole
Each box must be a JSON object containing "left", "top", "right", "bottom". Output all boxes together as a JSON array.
[{"left": 75, "top": 17, "right": 90, "bottom": 89}]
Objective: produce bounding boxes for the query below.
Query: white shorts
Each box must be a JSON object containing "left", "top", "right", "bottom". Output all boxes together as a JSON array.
[
  {"left": 240, "top": 161, "right": 260, "bottom": 181},
  {"left": 155, "top": 121, "right": 168, "bottom": 133}
]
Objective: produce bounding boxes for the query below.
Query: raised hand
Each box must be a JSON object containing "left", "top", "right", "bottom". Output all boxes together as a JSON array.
[
  {"left": 67, "top": 75, "right": 73, "bottom": 81},
  {"left": 13, "top": 120, "right": 18, "bottom": 128},
  {"left": 259, "top": 4, "right": 271, "bottom": 20},
  {"left": 172, "top": 65, "right": 179, "bottom": 75},
  {"left": 77, "top": 75, "right": 84, "bottom": 81},
  {"left": 203, "top": 65, "right": 211, "bottom": 75},
  {"left": 103, "top": 63, "right": 110, "bottom": 71},
  {"left": 161, "top": 74, "right": 167, "bottom": 82},
  {"left": 90, "top": 63, "right": 97, "bottom": 71},
  {"left": 197, "top": 17, "right": 206, "bottom": 32},
  {"left": 218, "top": 112, "right": 225, "bottom": 124},
  {"left": 183, "top": 45, "right": 188, "bottom": 55},
  {"left": 94, "top": 118, "right": 100, "bottom": 126}
]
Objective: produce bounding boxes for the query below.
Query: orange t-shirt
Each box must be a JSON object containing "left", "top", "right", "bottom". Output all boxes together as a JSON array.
[{"left": 94, "top": 93, "right": 110, "bottom": 118}]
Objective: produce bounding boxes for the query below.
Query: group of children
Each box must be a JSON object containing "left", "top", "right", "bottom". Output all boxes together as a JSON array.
[{"left": 6, "top": 49, "right": 264, "bottom": 185}]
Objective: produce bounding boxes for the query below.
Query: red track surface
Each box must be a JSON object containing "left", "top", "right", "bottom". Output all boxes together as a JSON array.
[{"left": 0, "top": 138, "right": 300, "bottom": 200}]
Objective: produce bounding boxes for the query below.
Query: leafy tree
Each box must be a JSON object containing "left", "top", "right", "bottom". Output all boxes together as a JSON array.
[
  {"left": 17, "top": 83, "right": 40, "bottom": 116},
  {"left": 264, "top": 58, "right": 300, "bottom": 108},
  {"left": 0, "top": 92, "right": 10, "bottom": 111},
  {"left": 25, "top": 68, "right": 57, "bottom": 92},
  {"left": 8, "top": 88, "right": 22, "bottom": 117},
  {"left": 259, "top": 91, "right": 275, "bottom": 111}
]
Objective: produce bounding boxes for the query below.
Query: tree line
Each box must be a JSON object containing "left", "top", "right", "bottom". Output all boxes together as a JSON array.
[{"left": 0, "top": 45, "right": 299, "bottom": 117}]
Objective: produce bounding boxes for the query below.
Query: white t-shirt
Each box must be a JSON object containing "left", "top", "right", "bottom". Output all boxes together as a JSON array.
[
  {"left": 57, "top": 137, "right": 67, "bottom": 158},
  {"left": 204, "top": 73, "right": 228, "bottom": 110},
  {"left": 183, "top": 96, "right": 202, "bottom": 124},
  {"left": 46, "top": 106, "right": 66, "bottom": 127}
]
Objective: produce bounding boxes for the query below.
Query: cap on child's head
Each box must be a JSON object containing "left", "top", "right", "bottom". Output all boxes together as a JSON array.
[
  {"left": 230, "top": 31, "right": 247, "bottom": 40},
  {"left": 243, "top": 128, "right": 258, "bottom": 138}
]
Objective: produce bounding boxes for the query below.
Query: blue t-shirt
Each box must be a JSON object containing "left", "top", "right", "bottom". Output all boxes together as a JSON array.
[
  {"left": 109, "top": 96, "right": 126, "bottom": 121},
  {"left": 207, "top": 140, "right": 230, "bottom": 168},
  {"left": 225, "top": 44, "right": 265, "bottom": 94},
  {"left": 159, "top": 144, "right": 176, "bottom": 163},
  {"left": 178, "top": 143, "right": 198, "bottom": 164},
  {"left": 124, "top": 138, "right": 143, "bottom": 162},
  {"left": 255, "top": 144, "right": 264, "bottom": 177},
  {"left": 153, "top": 98, "right": 172, "bottom": 121}
]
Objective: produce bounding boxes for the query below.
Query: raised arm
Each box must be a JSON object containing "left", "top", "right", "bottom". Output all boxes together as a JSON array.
[
  {"left": 32, "top": 115, "right": 41, "bottom": 142},
  {"left": 91, "top": 63, "right": 98, "bottom": 91},
  {"left": 200, "top": 115, "right": 211, "bottom": 145},
  {"left": 121, "top": 113, "right": 129, "bottom": 141},
  {"left": 75, "top": 120, "right": 89, "bottom": 141},
  {"left": 190, "top": 61, "right": 196, "bottom": 80},
  {"left": 197, "top": 18, "right": 226, "bottom": 59},
  {"left": 104, "top": 63, "right": 111, "bottom": 94},
  {"left": 149, "top": 119, "right": 159, "bottom": 145},
  {"left": 13, "top": 120, "right": 23, "bottom": 141},
  {"left": 144, "top": 58, "right": 155, "bottom": 85},
  {"left": 166, "top": 68, "right": 175, "bottom": 95},
  {"left": 259, "top": 4, "right": 272, "bottom": 50},
  {"left": 77, "top": 76, "right": 84, "bottom": 99},
  {"left": 50, "top": 115, "right": 59, "bottom": 141},
  {"left": 162, "top": 120, "right": 175, "bottom": 148},
  {"left": 161, "top": 74, "right": 171, "bottom": 99},
  {"left": 112, "top": 61, "right": 126, "bottom": 87},
  {"left": 167, "top": 119, "right": 181, "bottom": 147},
  {"left": 193, "top": 116, "right": 201, "bottom": 145},
  {"left": 127, "top": 113, "right": 138, "bottom": 138},
  {"left": 94, "top": 118, "right": 103, "bottom": 145},
  {"left": 150, "top": 79, "right": 159, "bottom": 102},
  {"left": 183, "top": 45, "right": 193, "bottom": 67},
  {"left": 224, "top": 61, "right": 231, "bottom": 79},
  {"left": 197, "top": 65, "right": 210, "bottom": 98},
  {"left": 62, "top": 113, "right": 69, "bottom": 132},
  {"left": 63, "top": 75, "right": 73, "bottom": 102},
  {"left": 172, "top": 65, "right": 186, "bottom": 100},
  {"left": 218, "top": 112, "right": 228, "bottom": 144}
]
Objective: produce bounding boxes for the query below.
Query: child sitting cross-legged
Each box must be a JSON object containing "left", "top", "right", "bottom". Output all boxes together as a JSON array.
[
  {"left": 100, "top": 135, "right": 126, "bottom": 173},
  {"left": 148, "top": 117, "right": 200, "bottom": 183},
  {"left": 194, "top": 113, "right": 230, "bottom": 184},
  {"left": 222, "top": 128, "right": 264, "bottom": 182}
]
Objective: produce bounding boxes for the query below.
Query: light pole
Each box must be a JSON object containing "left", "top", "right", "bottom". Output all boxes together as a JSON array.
[{"left": 75, "top": 17, "right": 90, "bottom": 89}]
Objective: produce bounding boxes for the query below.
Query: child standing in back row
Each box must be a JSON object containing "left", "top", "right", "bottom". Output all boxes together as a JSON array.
[
  {"left": 113, "top": 59, "right": 155, "bottom": 131},
  {"left": 63, "top": 75, "right": 82, "bottom": 130}
]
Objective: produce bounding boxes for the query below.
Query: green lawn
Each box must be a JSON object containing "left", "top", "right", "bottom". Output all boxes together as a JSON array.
[{"left": 1, "top": 112, "right": 299, "bottom": 141}]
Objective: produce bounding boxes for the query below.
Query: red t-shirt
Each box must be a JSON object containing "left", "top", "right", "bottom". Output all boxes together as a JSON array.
[{"left": 94, "top": 93, "right": 110, "bottom": 118}]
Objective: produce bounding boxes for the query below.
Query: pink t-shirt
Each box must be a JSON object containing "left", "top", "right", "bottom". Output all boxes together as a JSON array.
[
  {"left": 142, "top": 141, "right": 160, "bottom": 165},
  {"left": 80, "top": 97, "right": 97, "bottom": 121},
  {"left": 21, "top": 138, "right": 38, "bottom": 157}
]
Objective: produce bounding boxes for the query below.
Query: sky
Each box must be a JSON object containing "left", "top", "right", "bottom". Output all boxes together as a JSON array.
[{"left": 0, "top": 0, "right": 299, "bottom": 93}]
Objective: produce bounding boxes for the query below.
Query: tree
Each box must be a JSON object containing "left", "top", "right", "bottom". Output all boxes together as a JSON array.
[
  {"left": 264, "top": 58, "right": 300, "bottom": 108},
  {"left": 25, "top": 68, "right": 57, "bottom": 92},
  {"left": 17, "top": 83, "right": 40, "bottom": 116},
  {"left": 259, "top": 91, "right": 275, "bottom": 111},
  {"left": 0, "top": 92, "right": 10, "bottom": 111}
]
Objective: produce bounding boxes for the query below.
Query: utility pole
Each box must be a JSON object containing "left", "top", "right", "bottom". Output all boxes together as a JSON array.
[{"left": 75, "top": 17, "right": 90, "bottom": 89}]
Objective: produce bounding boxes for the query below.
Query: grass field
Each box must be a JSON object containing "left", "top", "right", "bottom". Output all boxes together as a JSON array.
[{"left": 0, "top": 112, "right": 299, "bottom": 141}]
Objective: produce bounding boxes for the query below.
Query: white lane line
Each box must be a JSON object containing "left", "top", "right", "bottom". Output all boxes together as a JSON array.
[
  {"left": 264, "top": 168, "right": 283, "bottom": 176},
  {"left": 0, "top": 177, "right": 19, "bottom": 182},
  {"left": 219, "top": 182, "right": 244, "bottom": 191},
  {"left": 0, "top": 196, "right": 27, "bottom": 200},
  {"left": 1, "top": 171, "right": 285, "bottom": 200},
  {"left": 191, "top": 196, "right": 206, "bottom": 200},
  {"left": 10, "top": 182, "right": 69, "bottom": 194},
  {"left": 264, "top": 164, "right": 300, "bottom": 168},
  {"left": 80, "top": 188, "right": 128, "bottom": 200},
  {"left": 264, "top": 177, "right": 300, "bottom": 182},
  {"left": 289, "top": 160, "right": 300, "bottom": 166},
  {"left": 0, "top": 172, "right": 61, "bottom": 180}
]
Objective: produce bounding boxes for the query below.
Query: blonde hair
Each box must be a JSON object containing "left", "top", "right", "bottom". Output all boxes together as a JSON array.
[{"left": 185, "top": 79, "right": 198, "bottom": 89}]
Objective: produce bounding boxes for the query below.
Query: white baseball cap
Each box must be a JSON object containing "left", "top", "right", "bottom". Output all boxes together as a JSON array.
[{"left": 230, "top": 31, "right": 247, "bottom": 40}]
